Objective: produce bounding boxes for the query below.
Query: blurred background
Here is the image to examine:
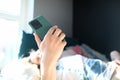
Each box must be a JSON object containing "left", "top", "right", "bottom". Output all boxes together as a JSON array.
[{"left": 0, "top": 0, "right": 120, "bottom": 70}]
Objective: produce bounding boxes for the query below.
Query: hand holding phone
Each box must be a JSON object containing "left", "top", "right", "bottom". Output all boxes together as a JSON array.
[{"left": 29, "top": 16, "right": 51, "bottom": 40}]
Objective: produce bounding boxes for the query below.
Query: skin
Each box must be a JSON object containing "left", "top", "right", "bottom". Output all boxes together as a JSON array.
[
  {"left": 30, "top": 25, "right": 120, "bottom": 80},
  {"left": 31, "top": 25, "right": 67, "bottom": 80}
]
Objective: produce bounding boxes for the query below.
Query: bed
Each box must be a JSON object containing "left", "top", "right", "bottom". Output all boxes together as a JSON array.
[{"left": 0, "top": 31, "right": 112, "bottom": 80}]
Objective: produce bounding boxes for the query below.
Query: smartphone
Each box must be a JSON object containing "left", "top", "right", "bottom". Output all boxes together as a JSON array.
[{"left": 29, "top": 16, "right": 51, "bottom": 40}]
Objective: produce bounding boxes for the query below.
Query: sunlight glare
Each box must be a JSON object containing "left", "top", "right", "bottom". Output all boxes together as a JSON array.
[{"left": 0, "top": 0, "right": 21, "bottom": 15}]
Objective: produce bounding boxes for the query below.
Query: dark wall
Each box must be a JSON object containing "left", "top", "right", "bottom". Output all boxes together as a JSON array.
[{"left": 73, "top": 0, "right": 120, "bottom": 58}]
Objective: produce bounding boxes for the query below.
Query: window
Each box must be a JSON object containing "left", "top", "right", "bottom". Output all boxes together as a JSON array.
[{"left": 0, "top": 0, "right": 34, "bottom": 69}]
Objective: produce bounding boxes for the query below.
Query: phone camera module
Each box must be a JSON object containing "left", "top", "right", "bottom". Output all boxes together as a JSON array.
[{"left": 30, "top": 19, "right": 42, "bottom": 29}]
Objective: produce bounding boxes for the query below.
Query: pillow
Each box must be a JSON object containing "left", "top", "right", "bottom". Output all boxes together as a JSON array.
[{"left": 18, "top": 31, "right": 38, "bottom": 58}]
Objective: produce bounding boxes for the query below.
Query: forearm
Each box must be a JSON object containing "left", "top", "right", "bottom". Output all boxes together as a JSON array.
[
  {"left": 33, "top": 26, "right": 66, "bottom": 80},
  {"left": 41, "top": 63, "right": 56, "bottom": 80}
]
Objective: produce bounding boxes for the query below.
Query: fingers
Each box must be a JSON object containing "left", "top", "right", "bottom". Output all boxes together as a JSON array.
[
  {"left": 46, "top": 25, "right": 58, "bottom": 36},
  {"left": 52, "top": 26, "right": 67, "bottom": 46},
  {"left": 34, "top": 25, "right": 67, "bottom": 48},
  {"left": 33, "top": 32, "right": 42, "bottom": 47},
  {"left": 61, "top": 39, "right": 67, "bottom": 48},
  {"left": 46, "top": 25, "right": 66, "bottom": 40},
  {"left": 59, "top": 32, "right": 66, "bottom": 41},
  {"left": 53, "top": 28, "right": 62, "bottom": 37}
]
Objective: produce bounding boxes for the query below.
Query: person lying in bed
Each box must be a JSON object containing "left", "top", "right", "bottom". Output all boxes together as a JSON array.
[{"left": 1, "top": 25, "right": 120, "bottom": 80}]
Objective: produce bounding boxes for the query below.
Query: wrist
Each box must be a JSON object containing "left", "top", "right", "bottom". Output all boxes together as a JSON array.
[
  {"left": 41, "top": 63, "right": 56, "bottom": 80},
  {"left": 42, "top": 62, "right": 56, "bottom": 71},
  {"left": 41, "top": 62, "right": 56, "bottom": 73}
]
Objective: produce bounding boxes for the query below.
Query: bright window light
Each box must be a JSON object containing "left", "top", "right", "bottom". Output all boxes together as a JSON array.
[
  {"left": 0, "top": 18, "right": 20, "bottom": 46},
  {"left": 0, "top": 0, "right": 21, "bottom": 16},
  {"left": 0, "top": 0, "right": 23, "bottom": 69},
  {"left": 0, "top": 0, "right": 34, "bottom": 70}
]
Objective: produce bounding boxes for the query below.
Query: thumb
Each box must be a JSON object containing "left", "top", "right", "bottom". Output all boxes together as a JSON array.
[{"left": 33, "top": 32, "right": 41, "bottom": 47}]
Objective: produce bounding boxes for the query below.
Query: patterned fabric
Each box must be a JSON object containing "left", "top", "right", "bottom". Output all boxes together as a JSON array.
[
  {"left": 56, "top": 55, "right": 116, "bottom": 80},
  {"left": 0, "top": 53, "right": 117, "bottom": 80}
]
